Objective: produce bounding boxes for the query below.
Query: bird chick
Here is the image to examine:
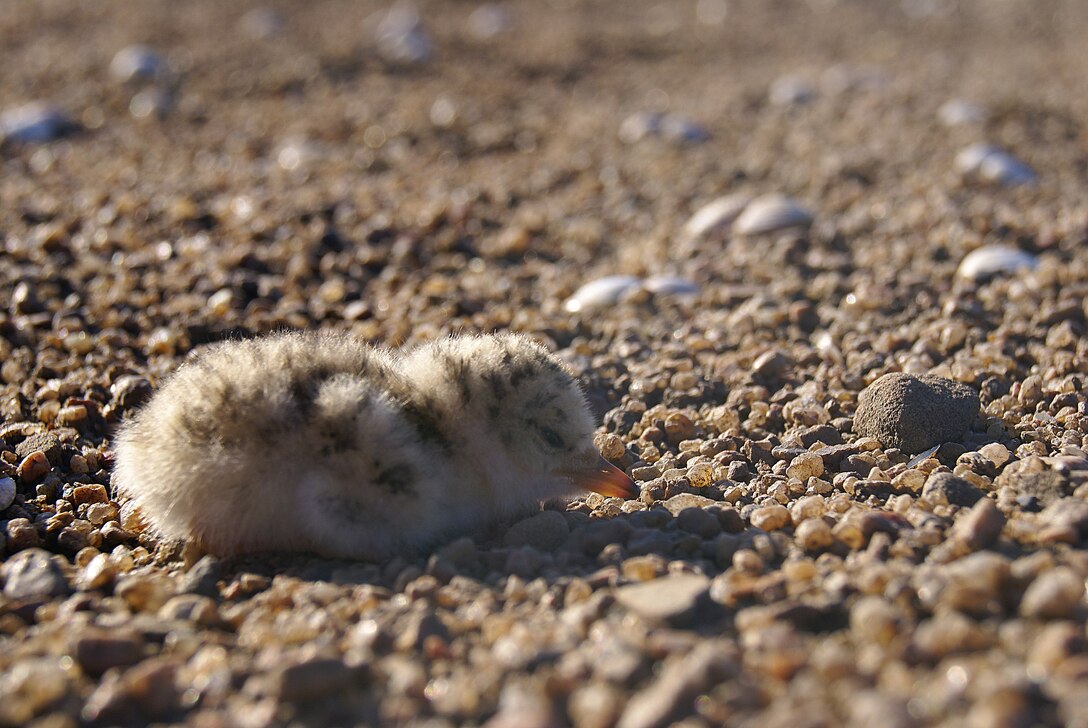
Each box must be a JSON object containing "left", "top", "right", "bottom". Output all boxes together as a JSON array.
[{"left": 112, "top": 331, "right": 637, "bottom": 560}]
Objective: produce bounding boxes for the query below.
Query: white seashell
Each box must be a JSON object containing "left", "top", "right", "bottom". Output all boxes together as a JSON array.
[
  {"left": 618, "top": 112, "right": 708, "bottom": 145},
  {"left": 769, "top": 75, "right": 816, "bottom": 106},
  {"left": 0, "top": 477, "right": 14, "bottom": 511},
  {"left": 563, "top": 276, "right": 641, "bottom": 313},
  {"left": 376, "top": 2, "right": 434, "bottom": 64},
  {"left": 938, "top": 99, "right": 986, "bottom": 126},
  {"left": 109, "top": 45, "right": 168, "bottom": 83},
  {"left": 1, "top": 103, "right": 75, "bottom": 144},
  {"left": 682, "top": 194, "right": 752, "bottom": 240},
  {"left": 956, "top": 144, "right": 1036, "bottom": 186},
  {"left": 956, "top": 245, "right": 1038, "bottom": 281},
  {"left": 618, "top": 112, "right": 661, "bottom": 144},
  {"left": 644, "top": 276, "right": 699, "bottom": 296},
  {"left": 733, "top": 194, "right": 813, "bottom": 235}
]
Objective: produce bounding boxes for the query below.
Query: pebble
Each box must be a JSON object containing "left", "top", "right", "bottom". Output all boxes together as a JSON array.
[
  {"left": 795, "top": 518, "right": 835, "bottom": 551},
  {"left": 769, "top": 74, "right": 816, "bottom": 106},
  {"left": 854, "top": 373, "right": 979, "bottom": 454},
  {"left": 732, "top": 194, "right": 813, "bottom": 235},
  {"left": 0, "top": 548, "right": 70, "bottom": 600},
  {"left": 786, "top": 452, "right": 824, "bottom": 481},
  {"left": 109, "top": 45, "right": 168, "bottom": 83},
  {"left": 950, "top": 497, "right": 1005, "bottom": 549},
  {"left": 955, "top": 143, "right": 1037, "bottom": 186},
  {"left": 71, "top": 483, "right": 109, "bottom": 506},
  {"left": 1019, "top": 568, "right": 1085, "bottom": 619},
  {"left": 503, "top": 510, "right": 569, "bottom": 551},
  {"left": 922, "top": 472, "right": 984, "bottom": 507},
  {"left": 5, "top": 518, "right": 40, "bottom": 551},
  {"left": 0, "top": 476, "right": 15, "bottom": 510},
  {"left": 16, "top": 451, "right": 50, "bottom": 483},
  {"left": 938, "top": 99, "right": 987, "bottom": 126},
  {"left": 73, "top": 630, "right": 145, "bottom": 676},
  {"left": 179, "top": 555, "right": 221, "bottom": 597},
  {"left": 614, "top": 574, "right": 710, "bottom": 623},
  {"left": 618, "top": 112, "right": 709, "bottom": 144},
  {"left": 956, "top": 245, "right": 1038, "bottom": 281},
  {"left": 1, "top": 102, "right": 75, "bottom": 144},
  {"left": 682, "top": 194, "right": 752, "bottom": 240},
  {"left": 615, "top": 642, "right": 735, "bottom": 728},
  {"left": 563, "top": 276, "right": 641, "bottom": 313},
  {"left": 375, "top": 3, "right": 434, "bottom": 64},
  {"left": 272, "top": 657, "right": 357, "bottom": 702},
  {"left": 750, "top": 504, "right": 791, "bottom": 531}
]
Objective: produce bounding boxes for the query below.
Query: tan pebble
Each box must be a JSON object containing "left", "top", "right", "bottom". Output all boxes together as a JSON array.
[
  {"left": 69, "top": 454, "right": 89, "bottom": 473},
  {"left": 1027, "top": 622, "right": 1086, "bottom": 675},
  {"left": 796, "top": 519, "right": 835, "bottom": 551},
  {"left": 16, "top": 451, "right": 50, "bottom": 483},
  {"left": 732, "top": 549, "right": 764, "bottom": 574},
  {"left": 85, "top": 502, "right": 119, "bottom": 526},
  {"left": 787, "top": 452, "right": 824, "bottom": 481},
  {"left": 71, "top": 484, "right": 109, "bottom": 506},
  {"left": 621, "top": 555, "right": 666, "bottom": 582},
  {"left": 951, "top": 498, "right": 1005, "bottom": 550},
  {"left": 80, "top": 554, "right": 117, "bottom": 590},
  {"left": 56, "top": 404, "right": 88, "bottom": 426},
  {"left": 594, "top": 433, "right": 626, "bottom": 462},
  {"left": 74, "top": 546, "right": 100, "bottom": 567},
  {"left": 5, "top": 517, "right": 40, "bottom": 551},
  {"left": 850, "top": 596, "right": 901, "bottom": 645},
  {"left": 686, "top": 462, "right": 714, "bottom": 488},
  {"left": 790, "top": 495, "right": 826, "bottom": 523},
  {"left": 159, "top": 594, "right": 219, "bottom": 626},
  {"left": 750, "top": 504, "right": 791, "bottom": 531},
  {"left": 116, "top": 573, "right": 174, "bottom": 613},
  {"left": 892, "top": 468, "right": 927, "bottom": 492},
  {"left": 782, "top": 559, "right": 816, "bottom": 581},
  {"left": 1020, "top": 568, "right": 1085, "bottom": 619},
  {"left": 664, "top": 413, "right": 695, "bottom": 443},
  {"left": 979, "top": 443, "right": 1012, "bottom": 469}
]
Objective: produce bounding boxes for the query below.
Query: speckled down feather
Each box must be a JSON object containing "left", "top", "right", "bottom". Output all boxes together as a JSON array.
[{"left": 112, "top": 332, "right": 636, "bottom": 560}]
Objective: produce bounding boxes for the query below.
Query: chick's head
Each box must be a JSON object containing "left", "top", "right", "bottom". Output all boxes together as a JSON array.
[{"left": 403, "top": 333, "right": 637, "bottom": 501}]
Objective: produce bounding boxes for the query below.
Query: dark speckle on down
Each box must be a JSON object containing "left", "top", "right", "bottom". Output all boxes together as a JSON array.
[{"left": 853, "top": 373, "right": 980, "bottom": 454}]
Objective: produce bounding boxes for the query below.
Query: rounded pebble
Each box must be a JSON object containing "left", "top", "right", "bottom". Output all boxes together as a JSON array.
[{"left": 854, "top": 373, "right": 979, "bottom": 454}]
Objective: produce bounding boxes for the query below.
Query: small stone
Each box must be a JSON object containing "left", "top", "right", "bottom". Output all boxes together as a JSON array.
[
  {"left": 79, "top": 553, "right": 117, "bottom": 590},
  {"left": 56, "top": 404, "right": 88, "bottom": 426},
  {"left": 71, "top": 484, "right": 109, "bottom": 506},
  {"left": 1, "top": 102, "right": 75, "bottom": 144},
  {"left": 615, "top": 642, "right": 735, "bottom": 728},
  {"left": 786, "top": 452, "right": 824, "bottom": 481},
  {"left": 179, "top": 555, "right": 221, "bottom": 597},
  {"left": 685, "top": 462, "right": 714, "bottom": 488},
  {"left": 109, "top": 45, "right": 168, "bottom": 83},
  {"left": 854, "top": 373, "right": 979, "bottom": 454},
  {"left": 85, "top": 502, "right": 119, "bottom": 526},
  {"left": 795, "top": 518, "right": 834, "bottom": 551},
  {"left": 750, "top": 505, "right": 791, "bottom": 531},
  {"left": 595, "top": 432, "right": 626, "bottom": 462},
  {"left": 15, "top": 432, "right": 62, "bottom": 463},
  {"left": 1, "top": 548, "right": 69, "bottom": 600},
  {"left": 5, "top": 517, "right": 40, "bottom": 551},
  {"left": 675, "top": 507, "right": 721, "bottom": 538},
  {"left": 957, "top": 245, "right": 1038, "bottom": 282},
  {"left": 503, "top": 510, "right": 569, "bottom": 551},
  {"left": 733, "top": 194, "right": 813, "bottom": 235},
  {"left": 16, "top": 451, "right": 50, "bottom": 483},
  {"left": 850, "top": 596, "right": 902, "bottom": 645},
  {"left": 272, "top": 657, "right": 356, "bottom": 702},
  {"left": 664, "top": 413, "right": 694, "bottom": 443},
  {"left": 115, "top": 573, "right": 174, "bottom": 612},
  {"left": 82, "top": 657, "right": 179, "bottom": 724},
  {"left": 1020, "top": 568, "right": 1085, "bottom": 619},
  {"left": 922, "top": 472, "right": 984, "bottom": 507},
  {"left": 950, "top": 497, "right": 1005, "bottom": 549},
  {"left": 0, "top": 476, "right": 15, "bottom": 510},
  {"left": 614, "top": 573, "right": 710, "bottom": 623},
  {"left": 73, "top": 630, "right": 145, "bottom": 676},
  {"left": 621, "top": 555, "right": 666, "bottom": 582},
  {"left": 158, "top": 594, "right": 219, "bottom": 625},
  {"left": 564, "top": 276, "right": 642, "bottom": 313},
  {"left": 663, "top": 493, "right": 718, "bottom": 515},
  {"left": 751, "top": 349, "right": 791, "bottom": 382}
]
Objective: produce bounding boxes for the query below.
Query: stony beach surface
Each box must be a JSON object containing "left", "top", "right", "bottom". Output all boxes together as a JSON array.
[{"left": 3, "top": 1, "right": 1088, "bottom": 725}]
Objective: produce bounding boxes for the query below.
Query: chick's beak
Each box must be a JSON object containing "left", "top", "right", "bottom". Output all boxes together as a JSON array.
[{"left": 559, "top": 454, "right": 639, "bottom": 499}]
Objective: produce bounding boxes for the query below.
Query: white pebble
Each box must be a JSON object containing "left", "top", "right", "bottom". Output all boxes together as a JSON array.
[
  {"left": 109, "top": 45, "right": 168, "bottom": 84},
  {"left": 1, "top": 103, "right": 74, "bottom": 144},
  {"left": 769, "top": 74, "right": 816, "bottom": 106},
  {"left": 956, "top": 245, "right": 1038, "bottom": 281},
  {"left": 682, "top": 194, "right": 752, "bottom": 240},
  {"left": 733, "top": 194, "right": 813, "bottom": 235},
  {"left": 563, "top": 276, "right": 641, "bottom": 313},
  {"left": 466, "top": 3, "right": 511, "bottom": 40},
  {"left": 643, "top": 276, "right": 699, "bottom": 297},
  {"left": 618, "top": 112, "right": 708, "bottom": 145},
  {"left": 375, "top": 2, "right": 434, "bottom": 64},
  {"left": 955, "top": 143, "right": 1036, "bottom": 186},
  {"left": 0, "top": 477, "right": 15, "bottom": 510},
  {"left": 938, "top": 99, "right": 986, "bottom": 126}
]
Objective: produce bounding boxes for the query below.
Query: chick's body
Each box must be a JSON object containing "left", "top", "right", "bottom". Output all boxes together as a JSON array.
[{"left": 113, "top": 332, "right": 635, "bottom": 560}]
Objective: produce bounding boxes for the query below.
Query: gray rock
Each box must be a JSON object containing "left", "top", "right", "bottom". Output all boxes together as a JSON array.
[
  {"left": 14, "top": 431, "right": 62, "bottom": 463},
  {"left": 73, "top": 630, "right": 145, "bottom": 676},
  {"left": 503, "top": 510, "right": 569, "bottom": 551},
  {"left": 178, "top": 555, "right": 221, "bottom": 597},
  {"left": 1, "top": 548, "right": 70, "bottom": 600},
  {"left": 616, "top": 641, "right": 737, "bottom": 728},
  {"left": 614, "top": 573, "right": 710, "bottom": 623},
  {"left": 854, "top": 373, "right": 979, "bottom": 453},
  {"left": 922, "top": 472, "right": 984, "bottom": 507},
  {"left": 272, "top": 657, "right": 357, "bottom": 702},
  {"left": 0, "top": 476, "right": 15, "bottom": 511}
]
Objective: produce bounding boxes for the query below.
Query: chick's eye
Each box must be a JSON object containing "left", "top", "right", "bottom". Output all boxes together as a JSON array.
[{"left": 535, "top": 425, "right": 565, "bottom": 449}]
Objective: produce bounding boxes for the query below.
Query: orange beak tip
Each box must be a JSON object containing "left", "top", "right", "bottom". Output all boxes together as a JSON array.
[{"left": 563, "top": 455, "right": 639, "bottom": 500}]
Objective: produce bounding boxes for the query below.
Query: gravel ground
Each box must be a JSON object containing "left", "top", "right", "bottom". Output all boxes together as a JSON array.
[{"left": 3, "top": 1, "right": 1088, "bottom": 726}]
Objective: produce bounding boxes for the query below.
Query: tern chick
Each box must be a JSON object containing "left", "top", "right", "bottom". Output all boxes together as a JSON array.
[{"left": 112, "top": 331, "right": 636, "bottom": 560}]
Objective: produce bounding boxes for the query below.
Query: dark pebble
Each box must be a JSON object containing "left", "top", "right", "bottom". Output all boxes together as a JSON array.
[{"left": 854, "top": 373, "right": 979, "bottom": 454}]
